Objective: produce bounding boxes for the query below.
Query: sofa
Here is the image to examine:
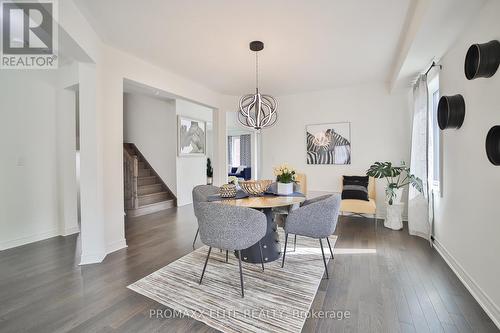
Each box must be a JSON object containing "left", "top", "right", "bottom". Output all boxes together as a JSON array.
[
  {"left": 340, "top": 176, "right": 377, "bottom": 219},
  {"left": 228, "top": 167, "right": 251, "bottom": 180}
]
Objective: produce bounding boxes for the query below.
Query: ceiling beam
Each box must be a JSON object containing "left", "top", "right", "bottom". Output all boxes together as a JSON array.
[{"left": 387, "top": 0, "right": 431, "bottom": 93}]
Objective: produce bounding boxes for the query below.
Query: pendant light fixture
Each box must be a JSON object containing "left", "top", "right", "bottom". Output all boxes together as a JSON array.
[{"left": 238, "top": 41, "right": 278, "bottom": 130}]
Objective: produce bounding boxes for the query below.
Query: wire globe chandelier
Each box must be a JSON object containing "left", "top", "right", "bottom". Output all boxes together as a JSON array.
[{"left": 238, "top": 41, "right": 278, "bottom": 130}]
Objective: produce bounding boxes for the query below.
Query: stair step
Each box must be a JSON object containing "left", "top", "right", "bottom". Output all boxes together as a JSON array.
[
  {"left": 138, "top": 176, "right": 157, "bottom": 186},
  {"left": 138, "top": 183, "right": 164, "bottom": 195},
  {"left": 138, "top": 191, "right": 170, "bottom": 206},
  {"left": 126, "top": 199, "right": 175, "bottom": 217},
  {"left": 138, "top": 168, "right": 151, "bottom": 177}
]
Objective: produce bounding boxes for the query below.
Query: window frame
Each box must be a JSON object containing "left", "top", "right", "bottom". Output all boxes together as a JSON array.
[{"left": 427, "top": 73, "right": 442, "bottom": 196}]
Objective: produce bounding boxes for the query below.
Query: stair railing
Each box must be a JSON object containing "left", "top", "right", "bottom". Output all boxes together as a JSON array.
[{"left": 123, "top": 148, "right": 139, "bottom": 210}]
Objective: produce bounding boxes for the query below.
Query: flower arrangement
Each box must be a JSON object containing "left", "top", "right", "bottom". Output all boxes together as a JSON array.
[{"left": 273, "top": 163, "right": 296, "bottom": 184}]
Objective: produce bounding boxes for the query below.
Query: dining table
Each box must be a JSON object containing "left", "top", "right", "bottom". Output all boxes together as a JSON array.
[{"left": 211, "top": 194, "right": 305, "bottom": 264}]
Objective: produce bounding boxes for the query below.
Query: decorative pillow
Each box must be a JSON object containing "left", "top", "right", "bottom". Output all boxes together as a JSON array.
[
  {"left": 342, "top": 176, "right": 369, "bottom": 201},
  {"left": 235, "top": 166, "right": 246, "bottom": 174}
]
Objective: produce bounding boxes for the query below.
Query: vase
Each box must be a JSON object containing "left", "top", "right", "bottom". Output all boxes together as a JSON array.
[
  {"left": 387, "top": 187, "right": 404, "bottom": 204},
  {"left": 219, "top": 184, "right": 236, "bottom": 198},
  {"left": 277, "top": 182, "right": 293, "bottom": 195},
  {"left": 384, "top": 203, "right": 403, "bottom": 230}
]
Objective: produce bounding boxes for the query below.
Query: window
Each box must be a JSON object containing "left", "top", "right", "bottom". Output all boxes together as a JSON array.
[
  {"left": 230, "top": 136, "right": 240, "bottom": 167},
  {"left": 427, "top": 75, "right": 441, "bottom": 194}
]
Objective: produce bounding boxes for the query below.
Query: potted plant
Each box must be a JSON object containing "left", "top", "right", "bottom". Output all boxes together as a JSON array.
[
  {"left": 366, "top": 161, "right": 423, "bottom": 230},
  {"left": 206, "top": 158, "right": 213, "bottom": 185},
  {"left": 273, "top": 163, "right": 296, "bottom": 195}
]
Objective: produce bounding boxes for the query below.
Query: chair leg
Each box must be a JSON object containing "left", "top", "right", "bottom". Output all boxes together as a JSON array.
[
  {"left": 258, "top": 240, "right": 265, "bottom": 271},
  {"left": 237, "top": 250, "right": 244, "bottom": 297},
  {"left": 319, "top": 239, "right": 329, "bottom": 279},
  {"left": 326, "top": 237, "right": 334, "bottom": 259},
  {"left": 293, "top": 234, "right": 297, "bottom": 252},
  {"left": 225, "top": 250, "right": 229, "bottom": 263},
  {"left": 192, "top": 228, "right": 199, "bottom": 249},
  {"left": 281, "top": 233, "right": 289, "bottom": 268},
  {"left": 199, "top": 246, "right": 212, "bottom": 284}
]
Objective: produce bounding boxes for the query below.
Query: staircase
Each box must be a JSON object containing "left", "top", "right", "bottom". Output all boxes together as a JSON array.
[{"left": 123, "top": 143, "right": 176, "bottom": 217}]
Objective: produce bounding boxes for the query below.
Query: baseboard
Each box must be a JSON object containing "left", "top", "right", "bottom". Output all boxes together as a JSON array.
[
  {"left": 0, "top": 227, "right": 60, "bottom": 251},
  {"left": 106, "top": 238, "right": 127, "bottom": 254},
  {"left": 433, "top": 238, "right": 500, "bottom": 329},
  {"left": 78, "top": 238, "right": 127, "bottom": 265},
  {"left": 79, "top": 251, "right": 106, "bottom": 265},
  {"left": 62, "top": 226, "right": 80, "bottom": 236}
]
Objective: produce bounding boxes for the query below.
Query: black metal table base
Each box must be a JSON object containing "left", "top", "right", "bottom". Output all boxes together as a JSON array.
[{"left": 235, "top": 208, "right": 281, "bottom": 263}]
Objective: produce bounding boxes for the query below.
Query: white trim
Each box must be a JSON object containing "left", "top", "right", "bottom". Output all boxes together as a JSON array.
[
  {"left": 62, "top": 226, "right": 80, "bottom": 236},
  {"left": 0, "top": 228, "right": 60, "bottom": 251},
  {"left": 433, "top": 238, "right": 500, "bottom": 329},
  {"left": 106, "top": 238, "right": 128, "bottom": 254},
  {"left": 79, "top": 252, "right": 106, "bottom": 265}
]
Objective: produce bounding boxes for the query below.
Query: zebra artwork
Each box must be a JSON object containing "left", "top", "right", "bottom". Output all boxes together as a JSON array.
[{"left": 306, "top": 123, "right": 351, "bottom": 165}]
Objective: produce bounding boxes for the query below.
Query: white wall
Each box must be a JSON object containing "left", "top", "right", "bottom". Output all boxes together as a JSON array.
[
  {"left": 123, "top": 93, "right": 177, "bottom": 194},
  {"left": 0, "top": 68, "right": 79, "bottom": 250},
  {"left": 0, "top": 0, "right": 228, "bottom": 262},
  {"left": 261, "top": 83, "right": 411, "bottom": 217},
  {"left": 433, "top": 0, "right": 500, "bottom": 326},
  {"left": 175, "top": 99, "right": 213, "bottom": 206}
]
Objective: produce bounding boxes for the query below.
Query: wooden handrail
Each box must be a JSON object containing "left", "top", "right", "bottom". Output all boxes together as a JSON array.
[{"left": 123, "top": 148, "right": 139, "bottom": 210}]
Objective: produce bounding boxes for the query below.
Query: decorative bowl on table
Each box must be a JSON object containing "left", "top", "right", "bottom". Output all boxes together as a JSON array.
[
  {"left": 239, "top": 179, "right": 273, "bottom": 196},
  {"left": 219, "top": 184, "right": 237, "bottom": 198}
]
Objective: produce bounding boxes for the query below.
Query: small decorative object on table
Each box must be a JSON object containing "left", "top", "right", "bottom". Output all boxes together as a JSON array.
[
  {"left": 366, "top": 161, "right": 423, "bottom": 230},
  {"left": 273, "top": 163, "right": 296, "bottom": 195},
  {"left": 219, "top": 176, "right": 238, "bottom": 198},
  {"left": 239, "top": 179, "right": 273, "bottom": 196}
]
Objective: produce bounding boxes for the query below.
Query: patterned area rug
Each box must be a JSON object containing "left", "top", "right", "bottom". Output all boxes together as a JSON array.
[{"left": 128, "top": 231, "right": 337, "bottom": 333}]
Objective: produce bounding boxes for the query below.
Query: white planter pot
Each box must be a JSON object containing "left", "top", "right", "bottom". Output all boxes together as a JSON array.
[
  {"left": 277, "top": 182, "right": 294, "bottom": 195},
  {"left": 384, "top": 203, "right": 404, "bottom": 230}
]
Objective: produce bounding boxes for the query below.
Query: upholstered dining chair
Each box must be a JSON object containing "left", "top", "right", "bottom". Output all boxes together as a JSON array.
[
  {"left": 192, "top": 185, "right": 219, "bottom": 249},
  {"left": 281, "top": 194, "right": 341, "bottom": 279},
  {"left": 197, "top": 202, "right": 267, "bottom": 297}
]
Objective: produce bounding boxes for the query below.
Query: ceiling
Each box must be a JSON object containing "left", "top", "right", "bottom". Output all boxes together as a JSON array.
[
  {"left": 390, "top": 0, "right": 489, "bottom": 90},
  {"left": 75, "top": 0, "right": 412, "bottom": 95}
]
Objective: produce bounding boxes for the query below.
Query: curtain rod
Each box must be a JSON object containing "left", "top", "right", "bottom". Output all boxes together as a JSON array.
[{"left": 424, "top": 61, "right": 442, "bottom": 76}]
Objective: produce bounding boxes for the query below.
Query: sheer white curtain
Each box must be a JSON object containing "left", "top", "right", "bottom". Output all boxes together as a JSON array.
[{"left": 408, "top": 75, "right": 430, "bottom": 239}]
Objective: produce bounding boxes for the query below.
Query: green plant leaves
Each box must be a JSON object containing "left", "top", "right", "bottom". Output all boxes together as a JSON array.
[
  {"left": 366, "top": 162, "right": 402, "bottom": 178},
  {"left": 366, "top": 161, "right": 424, "bottom": 196},
  {"left": 409, "top": 174, "right": 424, "bottom": 193}
]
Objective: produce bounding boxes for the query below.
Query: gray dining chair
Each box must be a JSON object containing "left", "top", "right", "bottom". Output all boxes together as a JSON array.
[
  {"left": 281, "top": 194, "right": 341, "bottom": 279},
  {"left": 192, "top": 185, "right": 219, "bottom": 249},
  {"left": 197, "top": 202, "right": 266, "bottom": 297}
]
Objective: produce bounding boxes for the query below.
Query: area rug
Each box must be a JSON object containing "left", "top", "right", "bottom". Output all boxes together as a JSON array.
[{"left": 128, "top": 231, "right": 337, "bottom": 333}]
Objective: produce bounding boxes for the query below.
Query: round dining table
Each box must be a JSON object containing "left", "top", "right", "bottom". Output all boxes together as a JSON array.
[{"left": 215, "top": 195, "right": 305, "bottom": 264}]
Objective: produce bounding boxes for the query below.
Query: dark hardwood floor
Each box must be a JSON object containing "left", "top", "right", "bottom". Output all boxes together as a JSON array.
[{"left": 0, "top": 205, "right": 497, "bottom": 332}]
